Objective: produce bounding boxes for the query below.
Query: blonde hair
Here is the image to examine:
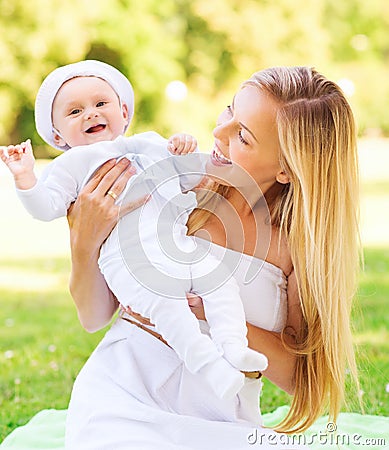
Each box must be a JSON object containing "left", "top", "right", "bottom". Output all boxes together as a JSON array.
[{"left": 189, "top": 67, "right": 361, "bottom": 433}]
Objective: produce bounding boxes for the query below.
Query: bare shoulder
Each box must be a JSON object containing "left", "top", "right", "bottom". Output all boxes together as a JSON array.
[{"left": 265, "top": 226, "right": 293, "bottom": 277}]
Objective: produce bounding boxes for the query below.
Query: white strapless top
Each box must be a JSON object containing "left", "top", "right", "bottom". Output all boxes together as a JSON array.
[{"left": 196, "top": 238, "right": 288, "bottom": 333}]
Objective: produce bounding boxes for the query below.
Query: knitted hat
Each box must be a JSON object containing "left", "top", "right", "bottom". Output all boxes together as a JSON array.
[{"left": 35, "top": 60, "right": 134, "bottom": 151}]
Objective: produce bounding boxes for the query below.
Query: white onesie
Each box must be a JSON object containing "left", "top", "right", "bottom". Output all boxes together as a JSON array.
[{"left": 17, "top": 131, "right": 268, "bottom": 399}]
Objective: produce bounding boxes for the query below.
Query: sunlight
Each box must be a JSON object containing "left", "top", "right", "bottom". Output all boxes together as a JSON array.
[
  {"left": 165, "top": 80, "right": 188, "bottom": 102},
  {"left": 0, "top": 268, "right": 65, "bottom": 291}
]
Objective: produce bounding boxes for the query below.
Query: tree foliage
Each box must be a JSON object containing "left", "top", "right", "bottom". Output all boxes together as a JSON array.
[{"left": 0, "top": 0, "right": 388, "bottom": 157}]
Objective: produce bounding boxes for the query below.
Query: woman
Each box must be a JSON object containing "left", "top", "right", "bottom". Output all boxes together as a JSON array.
[{"left": 65, "top": 66, "right": 360, "bottom": 449}]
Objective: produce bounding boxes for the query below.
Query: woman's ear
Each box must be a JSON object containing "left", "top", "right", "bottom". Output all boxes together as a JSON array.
[{"left": 276, "top": 170, "right": 290, "bottom": 185}]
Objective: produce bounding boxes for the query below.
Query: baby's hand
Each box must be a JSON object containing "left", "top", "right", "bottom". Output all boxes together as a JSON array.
[
  {"left": 0, "top": 139, "right": 36, "bottom": 188},
  {"left": 167, "top": 133, "right": 197, "bottom": 155}
]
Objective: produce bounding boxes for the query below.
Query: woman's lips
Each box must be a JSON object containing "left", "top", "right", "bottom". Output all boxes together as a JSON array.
[{"left": 211, "top": 145, "right": 232, "bottom": 166}]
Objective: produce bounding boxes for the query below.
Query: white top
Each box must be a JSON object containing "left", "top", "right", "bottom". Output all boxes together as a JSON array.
[
  {"left": 16, "top": 132, "right": 203, "bottom": 221},
  {"left": 65, "top": 241, "right": 299, "bottom": 450},
  {"left": 197, "top": 239, "right": 288, "bottom": 333}
]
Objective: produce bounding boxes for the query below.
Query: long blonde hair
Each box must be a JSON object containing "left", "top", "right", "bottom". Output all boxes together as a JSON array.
[{"left": 188, "top": 67, "right": 361, "bottom": 433}]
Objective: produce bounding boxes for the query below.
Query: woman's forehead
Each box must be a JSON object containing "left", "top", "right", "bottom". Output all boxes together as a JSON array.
[{"left": 234, "top": 86, "right": 278, "bottom": 128}]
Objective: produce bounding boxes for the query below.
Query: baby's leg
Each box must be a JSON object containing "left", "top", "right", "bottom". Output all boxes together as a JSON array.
[
  {"left": 100, "top": 256, "right": 245, "bottom": 399},
  {"left": 191, "top": 256, "right": 268, "bottom": 373}
]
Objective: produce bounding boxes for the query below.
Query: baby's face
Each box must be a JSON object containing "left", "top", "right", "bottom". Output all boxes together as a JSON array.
[{"left": 51, "top": 76, "right": 129, "bottom": 149}]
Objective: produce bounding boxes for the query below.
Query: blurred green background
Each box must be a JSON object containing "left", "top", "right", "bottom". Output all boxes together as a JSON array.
[
  {"left": 1, "top": 0, "right": 389, "bottom": 156},
  {"left": 1, "top": 0, "right": 389, "bottom": 443}
]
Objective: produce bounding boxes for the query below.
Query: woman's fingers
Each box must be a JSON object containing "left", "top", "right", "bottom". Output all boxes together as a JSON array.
[
  {"left": 186, "top": 292, "right": 202, "bottom": 307},
  {"left": 95, "top": 158, "right": 135, "bottom": 197},
  {"left": 186, "top": 292, "right": 206, "bottom": 320},
  {"left": 82, "top": 159, "right": 117, "bottom": 193},
  {"left": 83, "top": 158, "right": 135, "bottom": 197},
  {"left": 67, "top": 157, "right": 148, "bottom": 244},
  {"left": 103, "top": 163, "right": 137, "bottom": 203}
]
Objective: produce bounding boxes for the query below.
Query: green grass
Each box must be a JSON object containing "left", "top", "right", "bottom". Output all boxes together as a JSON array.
[
  {"left": 352, "top": 248, "right": 389, "bottom": 416},
  {"left": 263, "top": 247, "right": 389, "bottom": 417},
  {"left": 1, "top": 248, "right": 388, "bottom": 441},
  {"left": 0, "top": 257, "right": 107, "bottom": 440}
]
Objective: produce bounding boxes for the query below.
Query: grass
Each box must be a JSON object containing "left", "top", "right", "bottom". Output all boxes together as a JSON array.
[
  {"left": 263, "top": 247, "right": 389, "bottom": 417},
  {"left": 0, "top": 248, "right": 388, "bottom": 441},
  {"left": 1, "top": 139, "right": 388, "bottom": 441},
  {"left": 0, "top": 257, "right": 108, "bottom": 440},
  {"left": 352, "top": 248, "right": 389, "bottom": 416}
]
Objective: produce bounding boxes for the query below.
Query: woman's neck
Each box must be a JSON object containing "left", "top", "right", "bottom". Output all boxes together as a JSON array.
[{"left": 226, "top": 184, "right": 269, "bottom": 218}]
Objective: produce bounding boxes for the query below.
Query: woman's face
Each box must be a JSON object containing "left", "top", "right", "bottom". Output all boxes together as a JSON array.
[{"left": 207, "top": 85, "right": 288, "bottom": 191}]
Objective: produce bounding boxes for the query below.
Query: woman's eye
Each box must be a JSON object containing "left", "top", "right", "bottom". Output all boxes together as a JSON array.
[
  {"left": 227, "top": 105, "right": 233, "bottom": 115},
  {"left": 238, "top": 130, "right": 249, "bottom": 145}
]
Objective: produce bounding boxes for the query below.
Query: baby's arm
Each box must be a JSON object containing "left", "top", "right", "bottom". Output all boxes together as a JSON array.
[
  {"left": 0, "top": 140, "right": 37, "bottom": 190},
  {"left": 1, "top": 139, "right": 70, "bottom": 221},
  {"left": 167, "top": 133, "right": 197, "bottom": 155}
]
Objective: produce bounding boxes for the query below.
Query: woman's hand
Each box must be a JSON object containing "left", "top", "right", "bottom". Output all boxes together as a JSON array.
[
  {"left": 187, "top": 293, "right": 206, "bottom": 320},
  {"left": 67, "top": 158, "right": 150, "bottom": 332},
  {"left": 67, "top": 158, "right": 148, "bottom": 254}
]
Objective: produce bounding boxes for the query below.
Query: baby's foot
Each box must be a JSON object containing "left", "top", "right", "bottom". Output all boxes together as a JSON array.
[
  {"left": 222, "top": 343, "right": 268, "bottom": 372},
  {"left": 198, "top": 357, "right": 245, "bottom": 399}
]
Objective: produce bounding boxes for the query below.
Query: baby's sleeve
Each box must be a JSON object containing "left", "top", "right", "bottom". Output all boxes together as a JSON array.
[
  {"left": 171, "top": 153, "right": 207, "bottom": 191},
  {"left": 126, "top": 132, "right": 206, "bottom": 192},
  {"left": 127, "top": 131, "right": 170, "bottom": 162},
  {"left": 16, "top": 153, "right": 81, "bottom": 222}
]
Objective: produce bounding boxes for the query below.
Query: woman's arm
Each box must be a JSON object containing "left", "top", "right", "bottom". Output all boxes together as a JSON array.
[
  {"left": 189, "top": 294, "right": 297, "bottom": 394},
  {"left": 67, "top": 158, "right": 148, "bottom": 332},
  {"left": 246, "top": 325, "right": 296, "bottom": 394},
  {"left": 187, "top": 270, "right": 303, "bottom": 395},
  {"left": 248, "top": 269, "right": 303, "bottom": 394}
]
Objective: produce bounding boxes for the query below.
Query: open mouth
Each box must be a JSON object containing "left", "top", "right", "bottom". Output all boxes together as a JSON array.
[
  {"left": 211, "top": 146, "right": 232, "bottom": 165},
  {"left": 85, "top": 124, "right": 106, "bottom": 134}
]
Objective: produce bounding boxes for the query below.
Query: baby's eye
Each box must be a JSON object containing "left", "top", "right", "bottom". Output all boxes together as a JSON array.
[
  {"left": 96, "top": 101, "right": 107, "bottom": 107},
  {"left": 69, "top": 108, "right": 81, "bottom": 115}
]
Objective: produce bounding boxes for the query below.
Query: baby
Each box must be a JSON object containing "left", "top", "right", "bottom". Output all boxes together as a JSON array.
[{"left": 0, "top": 60, "right": 267, "bottom": 401}]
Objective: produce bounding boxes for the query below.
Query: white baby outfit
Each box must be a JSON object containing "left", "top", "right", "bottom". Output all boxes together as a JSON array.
[
  {"left": 17, "top": 131, "right": 267, "bottom": 401},
  {"left": 65, "top": 243, "right": 307, "bottom": 449}
]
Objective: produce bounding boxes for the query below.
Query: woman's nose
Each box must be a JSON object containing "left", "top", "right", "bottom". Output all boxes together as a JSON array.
[
  {"left": 213, "top": 120, "right": 229, "bottom": 142},
  {"left": 213, "top": 109, "right": 232, "bottom": 140}
]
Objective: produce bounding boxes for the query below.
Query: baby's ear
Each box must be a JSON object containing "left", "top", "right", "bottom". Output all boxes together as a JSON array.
[
  {"left": 122, "top": 103, "right": 129, "bottom": 124},
  {"left": 53, "top": 131, "right": 67, "bottom": 148}
]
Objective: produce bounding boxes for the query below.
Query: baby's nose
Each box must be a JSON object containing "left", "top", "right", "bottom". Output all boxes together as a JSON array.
[{"left": 84, "top": 108, "right": 99, "bottom": 120}]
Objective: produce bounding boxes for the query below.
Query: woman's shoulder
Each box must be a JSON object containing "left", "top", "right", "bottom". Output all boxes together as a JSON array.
[{"left": 266, "top": 226, "right": 293, "bottom": 277}]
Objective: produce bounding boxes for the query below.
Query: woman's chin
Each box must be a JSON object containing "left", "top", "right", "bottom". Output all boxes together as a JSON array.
[{"left": 205, "top": 158, "right": 233, "bottom": 186}]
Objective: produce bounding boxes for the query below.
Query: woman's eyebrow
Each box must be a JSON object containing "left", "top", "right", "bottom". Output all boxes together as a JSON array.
[
  {"left": 240, "top": 122, "right": 258, "bottom": 143},
  {"left": 231, "top": 96, "right": 259, "bottom": 143}
]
